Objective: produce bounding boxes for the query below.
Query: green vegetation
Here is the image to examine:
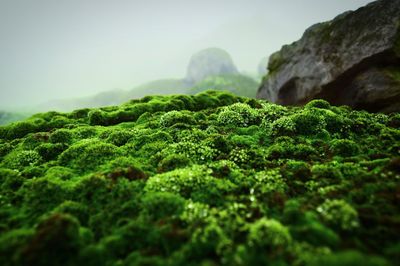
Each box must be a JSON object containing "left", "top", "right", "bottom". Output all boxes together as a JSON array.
[
  {"left": 0, "top": 111, "right": 30, "bottom": 126},
  {"left": 0, "top": 90, "right": 399, "bottom": 265},
  {"left": 189, "top": 74, "right": 259, "bottom": 98},
  {"left": 36, "top": 74, "right": 259, "bottom": 112}
]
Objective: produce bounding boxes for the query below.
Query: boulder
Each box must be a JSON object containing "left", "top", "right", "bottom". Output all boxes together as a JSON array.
[
  {"left": 185, "top": 47, "right": 238, "bottom": 85},
  {"left": 257, "top": 0, "right": 400, "bottom": 112}
]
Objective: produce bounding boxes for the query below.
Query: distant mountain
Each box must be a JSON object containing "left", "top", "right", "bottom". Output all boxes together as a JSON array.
[
  {"left": 125, "top": 79, "right": 188, "bottom": 99},
  {"left": 35, "top": 47, "right": 257, "bottom": 112},
  {"left": 36, "top": 89, "right": 127, "bottom": 112},
  {"left": 0, "top": 111, "right": 30, "bottom": 125},
  {"left": 184, "top": 47, "right": 238, "bottom": 85}
]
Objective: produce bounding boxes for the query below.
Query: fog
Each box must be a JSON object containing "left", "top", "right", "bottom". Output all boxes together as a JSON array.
[{"left": 0, "top": 0, "right": 374, "bottom": 110}]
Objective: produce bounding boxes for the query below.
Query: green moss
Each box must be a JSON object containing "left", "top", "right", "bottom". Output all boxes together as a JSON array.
[
  {"left": 19, "top": 213, "right": 83, "bottom": 266},
  {"left": 35, "top": 143, "right": 67, "bottom": 161},
  {"left": 271, "top": 116, "right": 296, "bottom": 137},
  {"left": 305, "top": 99, "right": 331, "bottom": 110},
  {"left": 2, "top": 121, "right": 37, "bottom": 140},
  {"left": 308, "top": 251, "right": 390, "bottom": 266},
  {"left": 59, "top": 140, "right": 118, "bottom": 172},
  {"left": 317, "top": 199, "right": 359, "bottom": 232},
  {"left": 0, "top": 228, "right": 34, "bottom": 266},
  {"left": 292, "top": 110, "right": 327, "bottom": 135},
  {"left": 159, "top": 110, "right": 197, "bottom": 128},
  {"left": 141, "top": 192, "right": 185, "bottom": 221},
  {"left": 2, "top": 150, "right": 42, "bottom": 170},
  {"left": 0, "top": 91, "right": 398, "bottom": 265},
  {"left": 189, "top": 74, "right": 259, "bottom": 98},
  {"left": 49, "top": 129, "right": 74, "bottom": 144},
  {"left": 385, "top": 66, "right": 400, "bottom": 83},
  {"left": 268, "top": 51, "right": 286, "bottom": 73},
  {"left": 329, "top": 139, "right": 360, "bottom": 157}
]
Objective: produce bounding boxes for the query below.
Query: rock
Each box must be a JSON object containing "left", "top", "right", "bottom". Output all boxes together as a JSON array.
[
  {"left": 185, "top": 47, "right": 238, "bottom": 85},
  {"left": 257, "top": 0, "right": 400, "bottom": 112}
]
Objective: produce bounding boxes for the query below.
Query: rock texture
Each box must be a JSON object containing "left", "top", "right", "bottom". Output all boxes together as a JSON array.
[
  {"left": 257, "top": 0, "right": 400, "bottom": 112},
  {"left": 185, "top": 48, "right": 238, "bottom": 85}
]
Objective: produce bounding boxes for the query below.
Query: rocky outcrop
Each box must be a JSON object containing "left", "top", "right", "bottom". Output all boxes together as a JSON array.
[
  {"left": 257, "top": 0, "right": 400, "bottom": 112},
  {"left": 185, "top": 48, "right": 238, "bottom": 85}
]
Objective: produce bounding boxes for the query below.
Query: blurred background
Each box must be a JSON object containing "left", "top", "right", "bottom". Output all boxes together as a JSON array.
[{"left": 0, "top": 0, "right": 373, "bottom": 123}]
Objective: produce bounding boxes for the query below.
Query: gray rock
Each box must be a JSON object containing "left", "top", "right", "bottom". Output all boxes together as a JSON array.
[
  {"left": 185, "top": 48, "right": 238, "bottom": 85},
  {"left": 257, "top": 0, "right": 400, "bottom": 112}
]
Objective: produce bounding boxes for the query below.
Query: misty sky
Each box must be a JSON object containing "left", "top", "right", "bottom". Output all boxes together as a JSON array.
[{"left": 0, "top": 0, "right": 374, "bottom": 109}]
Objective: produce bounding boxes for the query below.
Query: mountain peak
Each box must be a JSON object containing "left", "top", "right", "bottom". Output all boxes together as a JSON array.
[{"left": 185, "top": 47, "right": 238, "bottom": 85}]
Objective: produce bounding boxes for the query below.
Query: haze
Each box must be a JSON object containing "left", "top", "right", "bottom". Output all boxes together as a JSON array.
[{"left": 0, "top": 0, "right": 374, "bottom": 110}]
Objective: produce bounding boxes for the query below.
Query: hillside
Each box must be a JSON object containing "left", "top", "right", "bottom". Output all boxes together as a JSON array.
[
  {"left": 184, "top": 48, "right": 238, "bottom": 85},
  {"left": 189, "top": 74, "right": 259, "bottom": 98},
  {"left": 0, "top": 90, "right": 399, "bottom": 265},
  {"left": 34, "top": 74, "right": 258, "bottom": 113},
  {"left": 0, "top": 111, "right": 30, "bottom": 126},
  {"left": 33, "top": 47, "right": 257, "bottom": 113}
]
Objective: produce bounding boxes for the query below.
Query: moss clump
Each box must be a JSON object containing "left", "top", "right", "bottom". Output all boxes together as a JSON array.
[
  {"left": 49, "top": 129, "right": 74, "bottom": 144},
  {"left": 141, "top": 192, "right": 185, "bottom": 221},
  {"left": 305, "top": 99, "right": 331, "bottom": 110},
  {"left": 317, "top": 199, "right": 359, "bottom": 232},
  {"left": 248, "top": 218, "right": 291, "bottom": 250},
  {"left": 329, "top": 139, "right": 360, "bottom": 157},
  {"left": 217, "top": 103, "right": 259, "bottom": 127},
  {"left": 3, "top": 150, "right": 42, "bottom": 170},
  {"left": 159, "top": 110, "right": 196, "bottom": 128},
  {"left": 19, "top": 213, "right": 84, "bottom": 266},
  {"left": 0, "top": 90, "right": 398, "bottom": 265},
  {"left": 59, "top": 140, "right": 118, "bottom": 172}
]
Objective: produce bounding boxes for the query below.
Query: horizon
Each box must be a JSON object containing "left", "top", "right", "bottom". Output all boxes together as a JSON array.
[{"left": 0, "top": 0, "right": 374, "bottom": 110}]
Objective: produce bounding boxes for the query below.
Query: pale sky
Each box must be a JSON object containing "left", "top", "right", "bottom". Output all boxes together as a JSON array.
[{"left": 0, "top": 0, "right": 374, "bottom": 109}]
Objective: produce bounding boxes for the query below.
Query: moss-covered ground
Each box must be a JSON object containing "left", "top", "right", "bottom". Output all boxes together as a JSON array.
[{"left": 0, "top": 90, "right": 399, "bottom": 266}]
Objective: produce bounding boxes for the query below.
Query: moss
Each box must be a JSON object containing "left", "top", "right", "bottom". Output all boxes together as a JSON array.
[
  {"left": 387, "top": 113, "right": 400, "bottom": 128},
  {"left": 0, "top": 91, "right": 398, "bottom": 265},
  {"left": 2, "top": 150, "right": 42, "bottom": 170},
  {"left": 329, "top": 139, "right": 360, "bottom": 157},
  {"left": 20, "top": 213, "right": 83, "bottom": 266},
  {"left": 308, "top": 251, "right": 390, "bottom": 266},
  {"left": 159, "top": 110, "right": 196, "bottom": 128},
  {"left": 189, "top": 74, "right": 259, "bottom": 98},
  {"left": 52, "top": 201, "right": 89, "bottom": 225},
  {"left": 35, "top": 143, "right": 67, "bottom": 161},
  {"left": 59, "top": 140, "right": 118, "bottom": 172},
  {"left": 317, "top": 199, "right": 359, "bottom": 232},
  {"left": 292, "top": 110, "right": 327, "bottom": 135},
  {"left": 105, "top": 130, "right": 134, "bottom": 146},
  {"left": 271, "top": 116, "right": 296, "bottom": 137},
  {"left": 247, "top": 218, "right": 291, "bottom": 252},
  {"left": 3, "top": 121, "right": 37, "bottom": 140},
  {"left": 49, "top": 129, "right": 74, "bottom": 144},
  {"left": 0, "top": 228, "right": 34, "bottom": 266},
  {"left": 305, "top": 99, "right": 331, "bottom": 110},
  {"left": 312, "top": 163, "right": 343, "bottom": 180},
  {"left": 141, "top": 192, "right": 185, "bottom": 221},
  {"left": 157, "top": 153, "right": 192, "bottom": 172},
  {"left": 268, "top": 51, "right": 286, "bottom": 73}
]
